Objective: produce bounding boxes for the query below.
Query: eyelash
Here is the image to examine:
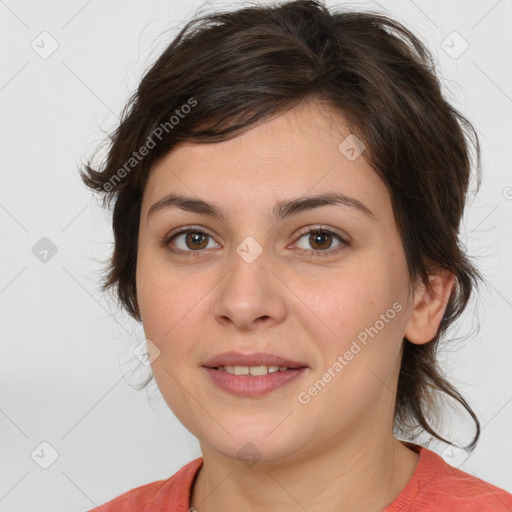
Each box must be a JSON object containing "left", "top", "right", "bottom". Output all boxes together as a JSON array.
[{"left": 159, "top": 225, "right": 349, "bottom": 258}]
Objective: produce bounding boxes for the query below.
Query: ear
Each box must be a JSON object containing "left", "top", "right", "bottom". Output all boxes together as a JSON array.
[{"left": 404, "top": 270, "right": 456, "bottom": 345}]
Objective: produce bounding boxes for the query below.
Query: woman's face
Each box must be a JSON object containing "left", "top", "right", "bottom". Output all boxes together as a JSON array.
[{"left": 136, "top": 100, "right": 415, "bottom": 464}]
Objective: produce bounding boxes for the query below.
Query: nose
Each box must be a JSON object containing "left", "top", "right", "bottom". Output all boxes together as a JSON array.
[{"left": 211, "top": 250, "right": 287, "bottom": 331}]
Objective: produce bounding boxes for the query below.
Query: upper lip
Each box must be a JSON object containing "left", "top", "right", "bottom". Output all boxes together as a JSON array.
[{"left": 202, "top": 351, "right": 308, "bottom": 369}]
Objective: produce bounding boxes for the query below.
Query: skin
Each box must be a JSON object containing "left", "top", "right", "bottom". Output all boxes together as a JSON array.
[{"left": 136, "top": 99, "right": 455, "bottom": 512}]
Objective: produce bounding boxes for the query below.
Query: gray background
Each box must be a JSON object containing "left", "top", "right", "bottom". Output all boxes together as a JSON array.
[{"left": 1, "top": 0, "right": 511, "bottom": 510}]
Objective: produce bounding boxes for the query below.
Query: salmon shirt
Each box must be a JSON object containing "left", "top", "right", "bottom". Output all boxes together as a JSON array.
[{"left": 89, "top": 444, "right": 512, "bottom": 511}]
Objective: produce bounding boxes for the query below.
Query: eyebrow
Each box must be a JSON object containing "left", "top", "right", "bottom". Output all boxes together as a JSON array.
[{"left": 147, "top": 191, "right": 375, "bottom": 223}]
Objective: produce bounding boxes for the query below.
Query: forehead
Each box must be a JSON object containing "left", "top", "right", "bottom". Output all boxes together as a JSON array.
[{"left": 142, "top": 101, "right": 392, "bottom": 222}]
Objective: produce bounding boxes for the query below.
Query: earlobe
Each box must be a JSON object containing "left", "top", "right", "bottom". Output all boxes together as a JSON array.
[{"left": 404, "top": 271, "right": 456, "bottom": 345}]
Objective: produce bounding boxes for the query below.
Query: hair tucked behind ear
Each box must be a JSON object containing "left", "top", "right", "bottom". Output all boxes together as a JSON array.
[{"left": 80, "top": 0, "right": 482, "bottom": 449}]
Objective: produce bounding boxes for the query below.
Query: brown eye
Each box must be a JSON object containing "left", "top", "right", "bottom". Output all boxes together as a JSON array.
[
  {"left": 166, "top": 229, "right": 217, "bottom": 253},
  {"left": 308, "top": 231, "right": 334, "bottom": 250},
  {"left": 183, "top": 232, "right": 209, "bottom": 250},
  {"left": 295, "top": 227, "right": 348, "bottom": 256}
]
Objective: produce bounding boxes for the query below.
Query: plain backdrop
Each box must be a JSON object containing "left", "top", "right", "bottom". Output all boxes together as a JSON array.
[{"left": 1, "top": 0, "right": 511, "bottom": 510}]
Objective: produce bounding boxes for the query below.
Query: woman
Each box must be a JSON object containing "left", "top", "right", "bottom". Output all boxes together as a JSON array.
[{"left": 81, "top": 1, "right": 512, "bottom": 510}]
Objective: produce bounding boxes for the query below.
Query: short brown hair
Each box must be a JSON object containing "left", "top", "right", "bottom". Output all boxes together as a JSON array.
[{"left": 81, "top": 0, "right": 482, "bottom": 449}]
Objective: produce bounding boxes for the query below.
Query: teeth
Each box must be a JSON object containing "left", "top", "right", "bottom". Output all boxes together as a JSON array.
[{"left": 218, "top": 365, "right": 291, "bottom": 375}]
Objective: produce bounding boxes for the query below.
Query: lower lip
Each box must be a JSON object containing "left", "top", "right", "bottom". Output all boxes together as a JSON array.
[{"left": 202, "top": 367, "right": 308, "bottom": 397}]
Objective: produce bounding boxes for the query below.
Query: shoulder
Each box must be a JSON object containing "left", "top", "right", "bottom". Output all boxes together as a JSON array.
[
  {"left": 88, "top": 479, "right": 169, "bottom": 511},
  {"left": 87, "top": 457, "right": 203, "bottom": 512},
  {"left": 414, "top": 447, "right": 512, "bottom": 511}
]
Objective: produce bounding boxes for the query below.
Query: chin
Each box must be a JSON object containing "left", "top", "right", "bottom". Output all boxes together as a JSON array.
[
  {"left": 194, "top": 416, "right": 311, "bottom": 465},
  {"left": 204, "top": 436, "right": 301, "bottom": 466}
]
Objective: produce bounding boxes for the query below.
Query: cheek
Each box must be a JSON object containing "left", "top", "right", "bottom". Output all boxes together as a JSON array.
[
  {"left": 136, "top": 251, "right": 198, "bottom": 351},
  {"left": 136, "top": 260, "right": 210, "bottom": 428},
  {"left": 302, "top": 279, "right": 405, "bottom": 430},
  {"left": 138, "top": 276, "right": 206, "bottom": 353},
  {"left": 310, "top": 262, "right": 407, "bottom": 376},
  {"left": 136, "top": 256, "right": 232, "bottom": 396},
  {"left": 312, "top": 263, "right": 400, "bottom": 331}
]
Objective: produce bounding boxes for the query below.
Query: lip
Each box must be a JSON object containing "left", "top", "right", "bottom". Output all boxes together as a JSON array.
[
  {"left": 202, "top": 367, "right": 308, "bottom": 397},
  {"left": 202, "top": 351, "right": 308, "bottom": 369}
]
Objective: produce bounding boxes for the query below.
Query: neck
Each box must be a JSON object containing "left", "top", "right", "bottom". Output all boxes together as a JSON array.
[{"left": 190, "top": 426, "right": 419, "bottom": 512}]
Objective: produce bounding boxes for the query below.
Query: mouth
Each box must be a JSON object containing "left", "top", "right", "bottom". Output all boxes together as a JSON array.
[
  {"left": 202, "top": 351, "right": 308, "bottom": 370},
  {"left": 201, "top": 351, "right": 309, "bottom": 397},
  {"left": 209, "top": 364, "right": 303, "bottom": 376}
]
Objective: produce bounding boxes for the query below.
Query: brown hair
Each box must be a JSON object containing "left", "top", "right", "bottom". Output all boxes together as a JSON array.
[{"left": 80, "top": 0, "right": 482, "bottom": 449}]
